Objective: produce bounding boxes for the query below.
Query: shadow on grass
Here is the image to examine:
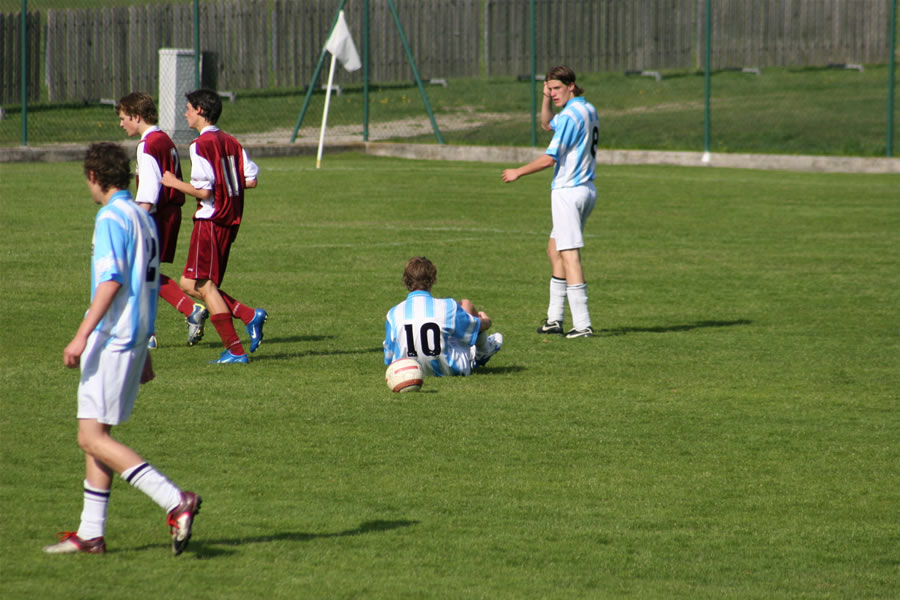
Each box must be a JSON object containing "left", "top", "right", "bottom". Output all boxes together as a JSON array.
[
  {"left": 248, "top": 346, "right": 384, "bottom": 361},
  {"left": 600, "top": 319, "right": 752, "bottom": 337},
  {"left": 125, "top": 519, "right": 419, "bottom": 558}
]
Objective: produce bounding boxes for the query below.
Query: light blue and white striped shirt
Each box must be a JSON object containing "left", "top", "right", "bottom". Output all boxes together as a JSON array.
[
  {"left": 546, "top": 96, "right": 599, "bottom": 190},
  {"left": 90, "top": 190, "right": 160, "bottom": 350},
  {"left": 384, "top": 290, "right": 481, "bottom": 377}
]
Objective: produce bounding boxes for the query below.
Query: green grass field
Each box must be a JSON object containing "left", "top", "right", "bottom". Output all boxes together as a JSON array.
[{"left": 1, "top": 154, "right": 898, "bottom": 599}]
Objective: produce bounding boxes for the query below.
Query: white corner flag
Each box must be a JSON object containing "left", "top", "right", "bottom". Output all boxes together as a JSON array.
[
  {"left": 318, "top": 10, "right": 361, "bottom": 168},
  {"left": 325, "top": 10, "right": 361, "bottom": 72}
]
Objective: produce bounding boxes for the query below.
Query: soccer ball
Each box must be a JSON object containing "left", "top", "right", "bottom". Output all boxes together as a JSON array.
[{"left": 385, "top": 358, "right": 424, "bottom": 393}]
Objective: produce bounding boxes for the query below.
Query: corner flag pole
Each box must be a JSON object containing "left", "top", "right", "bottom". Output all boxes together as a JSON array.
[{"left": 317, "top": 54, "right": 338, "bottom": 169}]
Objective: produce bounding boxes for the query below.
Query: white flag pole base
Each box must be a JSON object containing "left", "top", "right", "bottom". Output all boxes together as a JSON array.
[{"left": 317, "top": 54, "right": 338, "bottom": 169}]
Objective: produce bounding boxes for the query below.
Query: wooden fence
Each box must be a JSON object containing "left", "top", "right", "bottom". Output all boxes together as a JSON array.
[
  {"left": 698, "top": 0, "right": 893, "bottom": 69},
  {"left": 0, "top": 11, "right": 40, "bottom": 104},
  {"left": 1, "top": 0, "right": 896, "bottom": 105},
  {"left": 486, "top": 0, "right": 894, "bottom": 75},
  {"left": 44, "top": 2, "right": 269, "bottom": 103}
]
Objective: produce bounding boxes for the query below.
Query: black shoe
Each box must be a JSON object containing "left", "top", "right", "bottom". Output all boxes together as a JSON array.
[
  {"left": 537, "top": 319, "right": 563, "bottom": 334},
  {"left": 565, "top": 327, "right": 594, "bottom": 338}
]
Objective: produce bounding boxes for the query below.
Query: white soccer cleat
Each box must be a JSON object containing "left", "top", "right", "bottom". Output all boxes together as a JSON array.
[{"left": 186, "top": 304, "right": 209, "bottom": 346}]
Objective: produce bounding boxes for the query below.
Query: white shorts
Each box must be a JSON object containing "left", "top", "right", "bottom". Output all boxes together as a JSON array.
[
  {"left": 77, "top": 331, "right": 147, "bottom": 425},
  {"left": 550, "top": 183, "right": 597, "bottom": 251},
  {"left": 422, "top": 337, "right": 474, "bottom": 377}
]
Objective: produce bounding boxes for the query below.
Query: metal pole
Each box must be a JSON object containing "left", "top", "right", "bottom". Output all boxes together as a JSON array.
[
  {"left": 887, "top": 0, "right": 896, "bottom": 157},
  {"left": 385, "top": 0, "right": 444, "bottom": 144},
  {"left": 194, "top": 0, "right": 200, "bottom": 88},
  {"left": 21, "top": 0, "right": 28, "bottom": 146},
  {"left": 530, "top": 0, "right": 537, "bottom": 147},
  {"left": 702, "top": 0, "right": 711, "bottom": 162},
  {"left": 363, "top": 0, "right": 370, "bottom": 142}
]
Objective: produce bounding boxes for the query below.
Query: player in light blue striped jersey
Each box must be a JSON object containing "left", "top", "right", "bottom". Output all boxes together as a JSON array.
[
  {"left": 384, "top": 257, "right": 503, "bottom": 377},
  {"left": 44, "top": 143, "right": 200, "bottom": 556},
  {"left": 503, "top": 65, "right": 599, "bottom": 338}
]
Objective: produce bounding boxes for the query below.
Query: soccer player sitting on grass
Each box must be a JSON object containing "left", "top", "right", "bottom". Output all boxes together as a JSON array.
[
  {"left": 384, "top": 256, "right": 503, "bottom": 376},
  {"left": 116, "top": 91, "right": 209, "bottom": 349},
  {"left": 161, "top": 89, "right": 267, "bottom": 364},
  {"left": 43, "top": 142, "right": 200, "bottom": 556}
]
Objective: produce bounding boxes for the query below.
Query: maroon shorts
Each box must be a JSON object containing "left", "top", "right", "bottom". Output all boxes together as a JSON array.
[
  {"left": 182, "top": 220, "right": 240, "bottom": 287},
  {"left": 153, "top": 204, "right": 182, "bottom": 264}
]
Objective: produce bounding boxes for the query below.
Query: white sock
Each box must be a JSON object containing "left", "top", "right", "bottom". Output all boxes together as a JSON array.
[
  {"left": 547, "top": 277, "right": 567, "bottom": 323},
  {"left": 121, "top": 462, "right": 182, "bottom": 513},
  {"left": 77, "top": 480, "right": 110, "bottom": 540},
  {"left": 567, "top": 283, "right": 591, "bottom": 330}
]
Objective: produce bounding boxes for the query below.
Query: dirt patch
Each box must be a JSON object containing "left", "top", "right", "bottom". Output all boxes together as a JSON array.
[{"left": 241, "top": 111, "right": 520, "bottom": 145}]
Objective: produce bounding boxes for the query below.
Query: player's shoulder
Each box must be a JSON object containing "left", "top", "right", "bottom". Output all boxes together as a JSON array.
[
  {"left": 96, "top": 197, "right": 137, "bottom": 237},
  {"left": 142, "top": 129, "right": 176, "bottom": 154}
]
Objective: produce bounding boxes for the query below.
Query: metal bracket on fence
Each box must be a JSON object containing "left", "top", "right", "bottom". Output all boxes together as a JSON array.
[
  {"left": 828, "top": 63, "right": 865, "bottom": 72},
  {"left": 321, "top": 85, "right": 341, "bottom": 96},
  {"left": 219, "top": 91, "right": 236, "bottom": 102},
  {"left": 517, "top": 74, "right": 544, "bottom": 82},
  {"left": 429, "top": 78, "right": 448, "bottom": 87},
  {"left": 625, "top": 70, "right": 662, "bottom": 82}
]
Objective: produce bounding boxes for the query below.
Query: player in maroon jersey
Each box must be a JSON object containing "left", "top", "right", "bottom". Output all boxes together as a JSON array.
[
  {"left": 116, "top": 92, "right": 209, "bottom": 348},
  {"left": 161, "top": 89, "right": 267, "bottom": 364}
]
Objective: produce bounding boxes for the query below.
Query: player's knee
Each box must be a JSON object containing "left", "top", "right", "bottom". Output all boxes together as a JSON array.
[{"left": 77, "top": 428, "right": 104, "bottom": 455}]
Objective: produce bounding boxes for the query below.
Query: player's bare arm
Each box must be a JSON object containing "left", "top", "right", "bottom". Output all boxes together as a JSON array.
[
  {"left": 245, "top": 179, "right": 258, "bottom": 189},
  {"left": 161, "top": 170, "right": 212, "bottom": 200},
  {"left": 502, "top": 154, "right": 556, "bottom": 183},
  {"left": 63, "top": 280, "right": 121, "bottom": 368},
  {"left": 540, "top": 81, "right": 554, "bottom": 131}
]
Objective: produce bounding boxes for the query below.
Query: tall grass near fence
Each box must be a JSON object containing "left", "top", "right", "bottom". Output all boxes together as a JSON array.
[
  {"left": 1, "top": 154, "right": 898, "bottom": 599},
  {"left": 1, "top": 67, "right": 895, "bottom": 157}
]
